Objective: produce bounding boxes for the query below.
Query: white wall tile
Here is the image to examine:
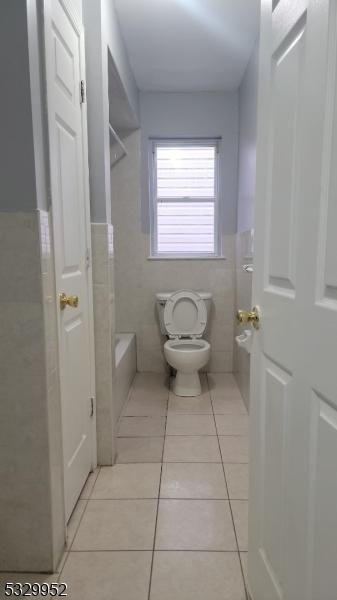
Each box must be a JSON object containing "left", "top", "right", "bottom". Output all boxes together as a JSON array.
[
  {"left": 0, "top": 211, "right": 65, "bottom": 572},
  {"left": 111, "top": 131, "right": 236, "bottom": 374},
  {"left": 91, "top": 224, "right": 117, "bottom": 464}
]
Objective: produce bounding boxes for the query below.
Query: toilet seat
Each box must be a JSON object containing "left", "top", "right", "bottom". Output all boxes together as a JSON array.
[
  {"left": 164, "top": 338, "right": 210, "bottom": 352},
  {"left": 164, "top": 289, "right": 207, "bottom": 338}
]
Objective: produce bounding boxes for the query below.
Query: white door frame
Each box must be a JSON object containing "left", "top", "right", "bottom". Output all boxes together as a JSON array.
[{"left": 77, "top": 5, "right": 97, "bottom": 472}]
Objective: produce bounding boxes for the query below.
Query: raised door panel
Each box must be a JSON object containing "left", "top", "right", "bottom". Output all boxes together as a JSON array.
[
  {"left": 308, "top": 395, "right": 337, "bottom": 600},
  {"left": 266, "top": 15, "right": 307, "bottom": 295},
  {"left": 56, "top": 122, "right": 82, "bottom": 275},
  {"left": 316, "top": 1, "right": 337, "bottom": 307},
  {"left": 258, "top": 358, "right": 292, "bottom": 599},
  {"left": 54, "top": 32, "right": 75, "bottom": 101}
]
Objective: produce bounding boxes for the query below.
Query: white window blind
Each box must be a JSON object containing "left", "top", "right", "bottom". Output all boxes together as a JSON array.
[{"left": 151, "top": 141, "right": 220, "bottom": 257}]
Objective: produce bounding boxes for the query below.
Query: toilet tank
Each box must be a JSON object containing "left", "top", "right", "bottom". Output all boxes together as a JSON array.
[{"left": 156, "top": 291, "right": 212, "bottom": 335}]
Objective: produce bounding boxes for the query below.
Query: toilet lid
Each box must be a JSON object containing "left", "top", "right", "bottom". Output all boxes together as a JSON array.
[{"left": 164, "top": 290, "right": 207, "bottom": 337}]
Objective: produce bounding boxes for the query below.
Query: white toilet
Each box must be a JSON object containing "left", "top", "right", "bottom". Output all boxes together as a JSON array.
[{"left": 156, "top": 290, "right": 212, "bottom": 397}]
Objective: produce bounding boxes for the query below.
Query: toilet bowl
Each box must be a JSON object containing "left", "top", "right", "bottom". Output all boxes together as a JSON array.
[
  {"left": 164, "top": 338, "right": 211, "bottom": 396},
  {"left": 157, "top": 289, "right": 212, "bottom": 397}
]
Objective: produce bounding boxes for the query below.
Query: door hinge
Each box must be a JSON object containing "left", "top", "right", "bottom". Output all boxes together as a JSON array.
[
  {"left": 90, "top": 397, "right": 95, "bottom": 418},
  {"left": 80, "top": 80, "right": 86, "bottom": 104}
]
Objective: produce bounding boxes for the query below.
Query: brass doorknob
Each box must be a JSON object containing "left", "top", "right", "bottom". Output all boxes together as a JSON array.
[
  {"left": 236, "top": 306, "right": 260, "bottom": 329},
  {"left": 59, "top": 292, "right": 79, "bottom": 311}
]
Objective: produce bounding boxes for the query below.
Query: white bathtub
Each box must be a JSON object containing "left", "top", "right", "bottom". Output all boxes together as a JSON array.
[{"left": 115, "top": 333, "right": 136, "bottom": 421}]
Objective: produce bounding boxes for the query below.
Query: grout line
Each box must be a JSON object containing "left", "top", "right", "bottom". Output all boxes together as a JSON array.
[
  {"left": 207, "top": 373, "right": 249, "bottom": 600},
  {"left": 59, "top": 467, "right": 100, "bottom": 578},
  {"left": 117, "top": 435, "right": 167, "bottom": 438},
  {"left": 147, "top": 395, "right": 168, "bottom": 600},
  {"left": 66, "top": 548, "right": 245, "bottom": 553},
  {"left": 86, "top": 497, "right": 161, "bottom": 502},
  {"left": 238, "top": 551, "right": 249, "bottom": 600},
  {"left": 115, "top": 462, "right": 249, "bottom": 466},
  {"left": 118, "top": 432, "right": 248, "bottom": 438},
  {"left": 154, "top": 433, "right": 219, "bottom": 437}
]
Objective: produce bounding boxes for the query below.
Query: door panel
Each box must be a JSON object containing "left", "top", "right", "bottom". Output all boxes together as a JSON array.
[
  {"left": 57, "top": 122, "right": 82, "bottom": 271},
  {"left": 44, "top": 0, "right": 93, "bottom": 521},
  {"left": 268, "top": 17, "right": 306, "bottom": 292},
  {"left": 309, "top": 397, "right": 337, "bottom": 600},
  {"left": 249, "top": 1, "right": 337, "bottom": 599},
  {"left": 262, "top": 362, "right": 291, "bottom": 591}
]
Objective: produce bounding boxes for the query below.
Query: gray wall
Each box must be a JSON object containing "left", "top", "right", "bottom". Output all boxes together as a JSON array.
[
  {"left": 83, "top": 0, "right": 139, "bottom": 224},
  {"left": 140, "top": 91, "right": 238, "bottom": 235},
  {"left": 236, "top": 40, "right": 259, "bottom": 233},
  {"left": 0, "top": 1, "right": 37, "bottom": 212},
  {"left": 0, "top": 1, "right": 52, "bottom": 213}
]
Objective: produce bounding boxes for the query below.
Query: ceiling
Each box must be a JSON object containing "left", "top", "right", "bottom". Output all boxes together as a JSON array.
[{"left": 113, "top": 0, "right": 260, "bottom": 92}]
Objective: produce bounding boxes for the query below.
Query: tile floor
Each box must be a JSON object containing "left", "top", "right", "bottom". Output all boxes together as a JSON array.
[{"left": 0, "top": 372, "right": 249, "bottom": 600}]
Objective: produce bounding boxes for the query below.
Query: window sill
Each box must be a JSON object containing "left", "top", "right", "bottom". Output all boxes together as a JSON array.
[{"left": 147, "top": 255, "right": 227, "bottom": 261}]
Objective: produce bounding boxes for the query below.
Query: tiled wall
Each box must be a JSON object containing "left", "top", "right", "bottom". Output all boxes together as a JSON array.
[
  {"left": 234, "top": 230, "right": 253, "bottom": 409},
  {"left": 0, "top": 210, "right": 65, "bottom": 572},
  {"left": 91, "top": 223, "right": 117, "bottom": 464},
  {"left": 111, "top": 130, "right": 236, "bottom": 373},
  {"left": 39, "top": 210, "right": 66, "bottom": 567}
]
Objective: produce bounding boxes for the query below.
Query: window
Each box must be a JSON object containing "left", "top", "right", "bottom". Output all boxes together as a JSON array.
[{"left": 150, "top": 140, "right": 221, "bottom": 258}]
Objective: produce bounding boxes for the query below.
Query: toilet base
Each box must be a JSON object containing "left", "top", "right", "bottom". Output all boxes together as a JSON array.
[{"left": 173, "top": 370, "right": 201, "bottom": 397}]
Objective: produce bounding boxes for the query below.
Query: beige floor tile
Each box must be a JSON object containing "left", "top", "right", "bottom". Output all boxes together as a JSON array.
[
  {"left": 67, "top": 499, "right": 86, "bottom": 548},
  {"left": 91, "top": 464, "right": 161, "bottom": 499},
  {"left": 219, "top": 436, "right": 249, "bottom": 463},
  {"left": 123, "top": 395, "right": 168, "bottom": 417},
  {"left": 150, "top": 551, "right": 246, "bottom": 600},
  {"left": 160, "top": 463, "right": 227, "bottom": 499},
  {"left": 56, "top": 550, "right": 68, "bottom": 574},
  {"left": 166, "top": 414, "right": 216, "bottom": 436},
  {"left": 155, "top": 499, "right": 237, "bottom": 550},
  {"left": 80, "top": 468, "right": 100, "bottom": 499},
  {"left": 240, "top": 552, "right": 248, "bottom": 586},
  {"left": 131, "top": 372, "right": 169, "bottom": 400},
  {"left": 72, "top": 499, "right": 157, "bottom": 550},
  {"left": 231, "top": 500, "right": 248, "bottom": 551},
  {"left": 208, "top": 373, "right": 242, "bottom": 397},
  {"left": 118, "top": 416, "right": 166, "bottom": 437},
  {"left": 225, "top": 464, "right": 249, "bottom": 499},
  {"left": 212, "top": 396, "right": 247, "bottom": 414},
  {"left": 168, "top": 394, "right": 212, "bottom": 414},
  {"left": 116, "top": 437, "right": 164, "bottom": 463},
  {"left": 163, "top": 436, "right": 221, "bottom": 463},
  {"left": 60, "top": 551, "right": 152, "bottom": 600},
  {"left": 215, "top": 414, "right": 249, "bottom": 436}
]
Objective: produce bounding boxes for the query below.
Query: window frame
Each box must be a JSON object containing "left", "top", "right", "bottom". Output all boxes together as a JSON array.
[{"left": 149, "top": 138, "right": 222, "bottom": 260}]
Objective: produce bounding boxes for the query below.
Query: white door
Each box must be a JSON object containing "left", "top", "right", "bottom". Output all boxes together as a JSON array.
[
  {"left": 44, "top": 0, "right": 95, "bottom": 521},
  {"left": 249, "top": 0, "right": 337, "bottom": 599}
]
